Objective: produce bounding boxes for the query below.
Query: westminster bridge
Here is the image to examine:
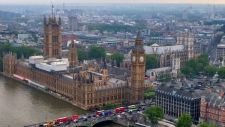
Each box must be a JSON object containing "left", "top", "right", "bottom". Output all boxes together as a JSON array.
[{"left": 24, "top": 106, "right": 152, "bottom": 127}]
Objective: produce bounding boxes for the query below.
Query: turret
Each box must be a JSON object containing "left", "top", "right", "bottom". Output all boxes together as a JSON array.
[{"left": 69, "top": 40, "right": 78, "bottom": 68}]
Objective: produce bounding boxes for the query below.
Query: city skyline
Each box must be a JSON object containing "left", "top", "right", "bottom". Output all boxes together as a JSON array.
[{"left": 0, "top": 0, "right": 225, "bottom": 5}]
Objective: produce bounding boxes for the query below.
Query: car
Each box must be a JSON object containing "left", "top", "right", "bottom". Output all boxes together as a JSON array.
[
  {"left": 86, "top": 115, "right": 91, "bottom": 119},
  {"left": 103, "top": 110, "right": 113, "bottom": 117},
  {"left": 83, "top": 117, "right": 88, "bottom": 121},
  {"left": 70, "top": 115, "right": 80, "bottom": 122},
  {"left": 42, "top": 121, "right": 55, "bottom": 127},
  {"left": 55, "top": 117, "right": 69, "bottom": 125},
  {"left": 80, "top": 116, "right": 88, "bottom": 121},
  {"left": 117, "top": 115, "right": 121, "bottom": 118},
  {"left": 115, "top": 107, "right": 125, "bottom": 113},
  {"left": 96, "top": 110, "right": 104, "bottom": 117}
]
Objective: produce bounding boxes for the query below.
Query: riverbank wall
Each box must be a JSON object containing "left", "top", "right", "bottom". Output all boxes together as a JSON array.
[{"left": 0, "top": 72, "right": 84, "bottom": 110}]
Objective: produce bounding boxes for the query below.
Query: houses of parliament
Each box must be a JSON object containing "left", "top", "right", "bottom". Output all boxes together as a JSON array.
[{"left": 2, "top": 14, "right": 146, "bottom": 110}]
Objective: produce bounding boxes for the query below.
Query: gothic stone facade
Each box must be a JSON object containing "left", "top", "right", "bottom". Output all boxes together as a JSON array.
[
  {"left": 3, "top": 14, "right": 146, "bottom": 110},
  {"left": 3, "top": 57, "right": 129, "bottom": 110}
]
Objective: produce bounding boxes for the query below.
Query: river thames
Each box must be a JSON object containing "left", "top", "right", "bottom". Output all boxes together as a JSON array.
[{"left": 0, "top": 76, "right": 123, "bottom": 127}]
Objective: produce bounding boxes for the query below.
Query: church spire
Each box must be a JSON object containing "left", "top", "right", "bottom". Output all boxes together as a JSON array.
[
  {"left": 51, "top": 3, "right": 55, "bottom": 18},
  {"left": 136, "top": 30, "right": 142, "bottom": 40},
  {"left": 134, "top": 31, "right": 144, "bottom": 52}
]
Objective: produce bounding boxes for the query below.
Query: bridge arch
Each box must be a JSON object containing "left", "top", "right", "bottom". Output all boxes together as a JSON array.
[{"left": 92, "top": 120, "right": 117, "bottom": 127}]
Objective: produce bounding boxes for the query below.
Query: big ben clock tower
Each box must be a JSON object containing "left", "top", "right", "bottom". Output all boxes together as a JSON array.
[{"left": 130, "top": 31, "right": 145, "bottom": 104}]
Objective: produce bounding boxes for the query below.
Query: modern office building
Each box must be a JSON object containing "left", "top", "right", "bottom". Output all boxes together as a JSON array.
[{"left": 156, "top": 84, "right": 201, "bottom": 123}]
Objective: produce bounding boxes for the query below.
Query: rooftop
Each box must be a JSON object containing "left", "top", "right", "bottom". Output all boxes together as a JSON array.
[
  {"left": 144, "top": 44, "right": 184, "bottom": 54},
  {"left": 156, "top": 78, "right": 220, "bottom": 99}
]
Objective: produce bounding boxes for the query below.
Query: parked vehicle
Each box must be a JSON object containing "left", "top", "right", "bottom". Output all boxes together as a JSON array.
[
  {"left": 96, "top": 110, "right": 104, "bottom": 117},
  {"left": 128, "top": 105, "right": 137, "bottom": 112},
  {"left": 79, "top": 116, "right": 88, "bottom": 121},
  {"left": 103, "top": 110, "right": 113, "bottom": 117},
  {"left": 115, "top": 107, "right": 125, "bottom": 113},
  {"left": 42, "top": 121, "right": 55, "bottom": 127},
  {"left": 55, "top": 117, "right": 69, "bottom": 124},
  {"left": 70, "top": 115, "right": 80, "bottom": 122}
]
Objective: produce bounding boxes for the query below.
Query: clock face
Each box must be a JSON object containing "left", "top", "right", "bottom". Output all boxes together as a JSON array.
[
  {"left": 132, "top": 56, "right": 136, "bottom": 62},
  {"left": 140, "top": 56, "right": 144, "bottom": 62}
]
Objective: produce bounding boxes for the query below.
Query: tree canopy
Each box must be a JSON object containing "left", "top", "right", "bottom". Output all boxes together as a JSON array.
[
  {"left": 111, "top": 52, "right": 124, "bottom": 67},
  {"left": 77, "top": 48, "right": 88, "bottom": 61},
  {"left": 181, "top": 54, "right": 225, "bottom": 79},
  {"left": 0, "top": 43, "right": 41, "bottom": 72},
  {"left": 218, "top": 67, "right": 225, "bottom": 79},
  {"left": 146, "top": 54, "right": 159, "bottom": 70},
  {"left": 144, "top": 106, "right": 164, "bottom": 124},
  {"left": 144, "top": 89, "right": 155, "bottom": 99},
  {"left": 204, "top": 65, "right": 217, "bottom": 77},
  {"left": 88, "top": 23, "right": 141, "bottom": 33},
  {"left": 181, "top": 55, "right": 209, "bottom": 77},
  {"left": 176, "top": 113, "right": 192, "bottom": 127},
  {"left": 88, "top": 45, "right": 106, "bottom": 60},
  {"left": 198, "top": 122, "right": 216, "bottom": 127},
  {"left": 102, "top": 103, "right": 120, "bottom": 110}
]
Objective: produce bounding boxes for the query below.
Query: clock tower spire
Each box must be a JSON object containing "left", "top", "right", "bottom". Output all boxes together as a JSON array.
[{"left": 130, "top": 31, "right": 145, "bottom": 104}]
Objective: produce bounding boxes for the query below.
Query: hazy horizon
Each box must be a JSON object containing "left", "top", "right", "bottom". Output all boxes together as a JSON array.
[{"left": 0, "top": 0, "right": 225, "bottom": 5}]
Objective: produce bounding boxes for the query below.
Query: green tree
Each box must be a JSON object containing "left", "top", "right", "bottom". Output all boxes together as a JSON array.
[
  {"left": 181, "top": 66, "right": 193, "bottom": 77},
  {"left": 111, "top": 52, "right": 124, "bottom": 67},
  {"left": 78, "top": 49, "right": 88, "bottom": 61},
  {"left": 218, "top": 67, "right": 225, "bottom": 79},
  {"left": 102, "top": 103, "right": 120, "bottom": 110},
  {"left": 204, "top": 65, "right": 217, "bottom": 77},
  {"left": 14, "top": 46, "right": 41, "bottom": 59},
  {"left": 146, "top": 54, "right": 158, "bottom": 70},
  {"left": 158, "top": 73, "right": 172, "bottom": 82},
  {"left": 181, "top": 55, "right": 210, "bottom": 77},
  {"left": 176, "top": 113, "right": 192, "bottom": 127},
  {"left": 88, "top": 45, "right": 106, "bottom": 60},
  {"left": 144, "top": 89, "right": 155, "bottom": 99},
  {"left": 144, "top": 106, "right": 164, "bottom": 124},
  {"left": 0, "top": 43, "right": 41, "bottom": 72},
  {"left": 199, "top": 122, "right": 216, "bottom": 127},
  {"left": 197, "top": 54, "right": 209, "bottom": 66}
]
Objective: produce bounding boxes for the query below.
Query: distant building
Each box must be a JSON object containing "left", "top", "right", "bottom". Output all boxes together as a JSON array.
[
  {"left": 216, "top": 44, "right": 225, "bottom": 60},
  {"left": 177, "top": 32, "right": 195, "bottom": 60},
  {"left": 18, "top": 34, "right": 30, "bottom": 40},
  {"left": 146, "top": 67, "right": 171, "bottom": 81},
  {"left": 195, "top": 32, "right": 213, "bottom": 55},
  {"left": 0, "top": 24, "right": 7, "bottom": 31},
  {"left": 62, "top": 33, "right": 77, "bottom": 47},
  {"left": 147, "top": 36, "right": 176, "bottom": 46},
  {"left": 68, "top": 16, "right": 79, "bottom": 32},
  {"left": 216, "top": 36, "right": 225, "bottom": 60},
  {"left": 144, "top": 43, "right": 187, "bottom": 75}
]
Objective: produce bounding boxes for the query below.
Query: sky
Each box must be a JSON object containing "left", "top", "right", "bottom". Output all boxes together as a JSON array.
[{"left": 0, "top": 0, "right": 225, "bottom": 5}]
